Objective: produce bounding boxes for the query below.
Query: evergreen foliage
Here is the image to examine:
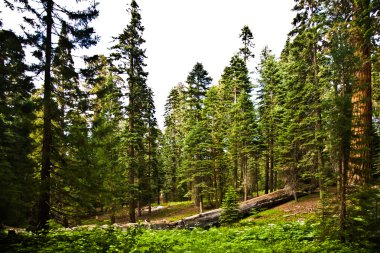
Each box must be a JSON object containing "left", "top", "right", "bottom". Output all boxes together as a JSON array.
[
  {"left": 1, "top": 0, "right": 379, "bottom": 247},
  {"left": 182, "top": 62, "right": 212, "bottom": 211},
  {"left": 257, "top": 47, "right": 284, "bottom": 194},
  {"left": 220, "top": 186, "right": 240, "bottom": 225},
  {"left": 4, "top": 0, "right": 99, "bottom": 229},
  {"left": 111, "top": 0, "right": 158, "bottom": 222},
  {"left": 0, "top": 29, "right": 35, "bottom": 226}
]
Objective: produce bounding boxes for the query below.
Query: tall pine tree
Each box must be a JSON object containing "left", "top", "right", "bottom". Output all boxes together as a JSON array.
[
  {"left": 111, "top": 0, "right": 156, "bottom": 222},
  {"left": 5, "top": 0, "right": 98, "bottom": 229}
]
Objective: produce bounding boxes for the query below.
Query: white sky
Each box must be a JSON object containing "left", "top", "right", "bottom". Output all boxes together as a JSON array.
[{"left": 1, "top": 0, "right": 295, "bottom": 128}]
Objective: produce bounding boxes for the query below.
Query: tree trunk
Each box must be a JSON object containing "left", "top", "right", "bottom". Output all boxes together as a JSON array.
[
  {"left": 265, "top": 153, "right": 269, "bottom": 194},
  {"left": 243, "top": 155, "right": 248, "bottom": 201},
  {"left": 256, "top": 159, "right": 259, "bottom": 197},
  {"left": 38, "top": 0, "right": 53, "bottom": 230},
  {"left": 312, "top": 37, "right": 324, "bottom": 197},
  {"left": 128, "top": 58, "right": 136, "bottom": 223},
  {"left": 269, "top": 138, "right": 274, "bottom": 192},
  {"left": 340, "top": 139, "right": 349, "bottom": 242},
  {"left": 137, "top": 201, "right": 142, "bottom": 217},
  {"left": 349, "top": 0, "right": 372, "bottom": 186},
  {"left": 199, "top": 195, "right": 203, "bottom": 214},
  {"left": 234, "top": 155, "right": 238, "bottom": 190}
]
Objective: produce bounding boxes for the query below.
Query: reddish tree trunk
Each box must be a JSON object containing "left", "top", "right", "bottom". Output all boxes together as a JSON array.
[{"left": 349, "top": 0, "right": 372, "bottom": 186}]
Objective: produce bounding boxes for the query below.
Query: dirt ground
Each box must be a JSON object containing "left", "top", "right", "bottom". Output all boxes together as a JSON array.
[{"left": 273, "top": 192, "right": 320, "bottom": 215}]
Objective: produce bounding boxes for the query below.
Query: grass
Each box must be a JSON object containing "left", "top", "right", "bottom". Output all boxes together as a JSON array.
[
  {"left": 1, "top": 221, "right": 373, "bottom": 253},
  {"left": 241, "top": 208, "right": 316, "bottom": 226},
  {"left": 138, "top": 201, "right": 196, "bottom": 222},
  {"left": 83, "top": 201, "right": 215, "bottom": 224},
  {"left": 2, "top": 193, "right": 378, "bottom": 252},
  {"left": 83, "top": 192, "right": 320, "bottom": 225},
  {"left": 241, "top": 192, "right": 320, "bottom": 225}
]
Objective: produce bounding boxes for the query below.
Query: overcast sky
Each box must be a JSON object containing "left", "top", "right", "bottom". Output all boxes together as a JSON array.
[{"left": 1, "top": 0, "right": 295, "bottom": 128}]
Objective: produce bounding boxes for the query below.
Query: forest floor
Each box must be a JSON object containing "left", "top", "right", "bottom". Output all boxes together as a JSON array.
[
  {"left": 85, "top": 191, "right": 321, "bottom": 226},
  {"left": 241, "top": 192, "right": 320, "bottom": 224}
]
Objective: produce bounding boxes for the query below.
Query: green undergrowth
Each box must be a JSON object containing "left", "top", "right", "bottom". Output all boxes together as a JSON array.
[
  {"left": 0, "top": 221, "right": 375, "bottom": 253},
  {"left": 140, "top": 201, "right": 203, "bottom": 222},
  {"left": 241, "top": 208, "right": 316, "bottom": 225},
  {"left": 82, "top": 201, "right": 212, "bottom": 225}
]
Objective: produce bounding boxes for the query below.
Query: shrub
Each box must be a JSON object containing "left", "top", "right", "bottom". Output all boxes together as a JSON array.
[{"left": 220, "top": 186, "right": 240, "bottom": 225}]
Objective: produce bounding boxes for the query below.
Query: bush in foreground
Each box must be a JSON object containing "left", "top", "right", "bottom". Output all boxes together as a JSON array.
[{"left": 1, "top": 221, "right": 376, "bottom": 253}]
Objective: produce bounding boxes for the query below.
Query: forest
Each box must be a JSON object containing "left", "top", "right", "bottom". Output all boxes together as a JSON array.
[{"left": 1, "top": 0, "right": 380, "bottom": 252}]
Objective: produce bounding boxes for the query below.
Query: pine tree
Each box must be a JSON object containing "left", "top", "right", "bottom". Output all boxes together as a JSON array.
[
  {"left": 111, "top": 0, "right": 155, "bottom": 222},
  {"left": 0, "top": 29, "right": 35, "bottom": 226},
  {"left": 277, "top": 0, "right": 329, "bottom": 200},
  {"left": 202, "top": 86, "right": 228, "bottom": 207},
  {"left": 49, "top": 23, "right": 95, "bottom": 224},
  {"left": 219, "top": 55, "right": 256, "bottom": 197},
  {"left": 5, "top": 0, "right": 98, "bottom": 229},
  {"left": 182, "top": 62, "right": 212, "bottom": 211},
  {"left": 277, "top": 36, "right": 320, "bottom": 200},
  {"left": 258, "top": 47, "right": 284, "bottom": 194},
  {"left": 185, "top": 62, "right": 212, "bottom": 124},
  {"left": 220, "top": 186, "right": 239, "bottom": 225},
  {"left": 139, "top": 86, "right": 159, "bottom": 215},
  {"left": 162, "top": 83, "right": 186, "bottom": 202},
  {"left": 83, "top": 54, "right": 124, "bottom": 223},
  {"left": 239, "top": 25, "right": 255, "bottom": 63}
]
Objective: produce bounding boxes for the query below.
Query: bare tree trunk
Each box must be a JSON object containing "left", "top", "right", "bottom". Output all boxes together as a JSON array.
[
  {"left": 38, "top": 0, "right": 53, "bottom": 230},
  {"left": 256, "top": 159, "right": 259, "bottom": 197},
  {"left": 137, "top": 201, "right": 142, "bottom": 217},
  {"left": 243, "top": 155, "right": 248, "bottom": 201},
  {"left": 234, "top": 156, "right": 238, "bottom": 190},
  {"left": 199, "top": 195, "right": 203, "bottom": 214},
  {"left": 265, "top": 153, "right": 269, "bottom": 194},
  {"left": 349, "top": 0, "right": 372, "bottom": 186},
  {"left": 269, "top": 139, "right": 274, "bottom": 192}
]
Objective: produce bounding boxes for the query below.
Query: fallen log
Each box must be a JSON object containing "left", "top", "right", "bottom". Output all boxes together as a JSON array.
[{"left": 146, "top": 189, "right": 308, "bottom": 229}]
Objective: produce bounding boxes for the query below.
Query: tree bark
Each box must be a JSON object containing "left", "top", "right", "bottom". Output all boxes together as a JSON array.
[
  {"left": 349, "top": 0, "right": 372, "bottom": 186},
  {"left": 265, "top": 153, "right": 269, "bottom": 194},
  {"left": 269, "top": 136, "right": 274, "bottom": 192}
]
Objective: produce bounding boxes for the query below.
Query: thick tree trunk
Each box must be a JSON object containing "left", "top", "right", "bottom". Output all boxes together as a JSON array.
[
  {"left": 38, "top": 0, "right": 53, "bottom": 230},
  {"left": 349, "top": 0, "right": 372, "bottom": 186}
]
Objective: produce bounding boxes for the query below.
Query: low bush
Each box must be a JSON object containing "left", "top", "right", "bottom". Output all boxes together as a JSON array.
[{"left": 1, "top": 221, "right": 375, "bottom": 253}]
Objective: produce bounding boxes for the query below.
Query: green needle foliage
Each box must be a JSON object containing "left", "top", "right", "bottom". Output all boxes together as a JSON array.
[
  {"left": 220, "top": 186, "right": 240, "bottom": 225},
  {"left": 0, "top": 29, "right": 35, "bottom": 226},
  {"left": 1, "top": 1, "right": 379, "bottom": 247}
]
